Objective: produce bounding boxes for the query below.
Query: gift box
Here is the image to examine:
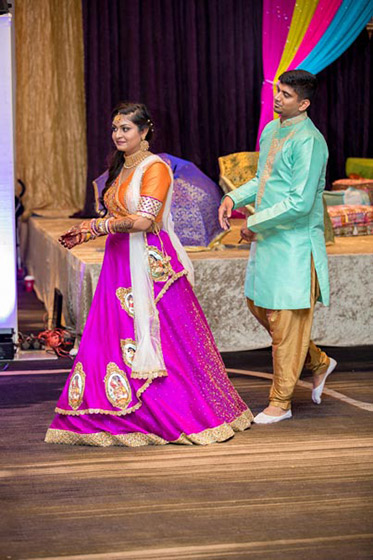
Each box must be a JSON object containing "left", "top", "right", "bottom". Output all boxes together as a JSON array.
[{"left": 327, "top": 204, "right": 373, "bottom": 236}]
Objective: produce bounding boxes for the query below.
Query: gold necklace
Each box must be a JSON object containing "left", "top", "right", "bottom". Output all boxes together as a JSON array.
[{"left": 123, "top": 149, "right": 152, "bottom": 169}]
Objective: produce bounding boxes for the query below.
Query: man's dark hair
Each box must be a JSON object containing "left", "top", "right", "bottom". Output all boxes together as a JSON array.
[{"left": 279, "top": 69, "right": 317, "bottom": 102}]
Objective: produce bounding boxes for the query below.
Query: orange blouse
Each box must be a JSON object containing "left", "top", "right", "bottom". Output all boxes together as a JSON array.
[{"left": 106, "top": 161, "right": 171, "bottom": 223}]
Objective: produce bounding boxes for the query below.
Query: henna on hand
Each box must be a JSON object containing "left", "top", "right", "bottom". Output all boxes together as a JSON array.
[
  {"left": 110, "top": 216, "right": 135, "bottom": 233},
  {"left": 59, "top": 222, "right": 91, "bottom": 249},
  {"left": 63, "top": 226, "right": 80, "bottom": 238},
  {"left": 59, "top": 232, "right": 85, "bottom": 249},
  {"left": 61, "top": 221, "right": 90, "bottom": 239}
]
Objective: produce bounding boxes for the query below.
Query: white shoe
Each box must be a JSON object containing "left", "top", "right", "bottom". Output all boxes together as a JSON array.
[
  {"left": 254, "top": 409, "right": 292, "bottom": 424},
  {"left": 312, "top": 357, "right": 337, "bottom": 405}
]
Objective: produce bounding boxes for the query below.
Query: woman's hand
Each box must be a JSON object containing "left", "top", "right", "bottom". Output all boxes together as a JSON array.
[
  {"left": 59, "top": 221, "right": 90, "bottom": 250},
  {"left": 59, "top": 232, "right": 83, "bottom": 250}
]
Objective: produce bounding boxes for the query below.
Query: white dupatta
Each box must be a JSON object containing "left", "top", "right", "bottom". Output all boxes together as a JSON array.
[{"left": 125, "top": 155, "right": 194, "bottom": 379}]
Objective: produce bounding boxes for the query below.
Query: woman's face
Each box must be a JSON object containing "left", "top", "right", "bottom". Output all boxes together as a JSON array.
[{"left": 112, "top": 114, "right": 144, "bottom": 155}]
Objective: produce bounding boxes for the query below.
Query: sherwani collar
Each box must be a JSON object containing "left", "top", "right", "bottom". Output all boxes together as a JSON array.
[{"left": 280, "top": 112, "right": 308, "bottom": 128}]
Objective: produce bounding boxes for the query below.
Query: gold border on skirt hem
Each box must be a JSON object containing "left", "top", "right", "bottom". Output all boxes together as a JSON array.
[{"left": 44, "top": 409, "right": 253, "bottom": 447}]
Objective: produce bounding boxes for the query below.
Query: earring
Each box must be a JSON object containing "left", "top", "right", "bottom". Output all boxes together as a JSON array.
[{"left": 140, "top": 139, "right": 149, "bottom": 152}]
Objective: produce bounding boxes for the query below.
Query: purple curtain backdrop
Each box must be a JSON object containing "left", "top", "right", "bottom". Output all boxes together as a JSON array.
[
  {"left": 80, "top": 1, "right": 372, "bottom": 214},
  {"left": 81, "top": 0, "right": 263, "bottom": 215}
]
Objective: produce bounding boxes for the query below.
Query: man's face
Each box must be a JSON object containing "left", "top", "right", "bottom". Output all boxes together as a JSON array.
[{"left": 274, "top": 82, "right": 309, "bottom": 120}]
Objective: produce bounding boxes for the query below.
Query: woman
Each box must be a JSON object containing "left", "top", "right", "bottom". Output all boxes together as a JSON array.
[{"left": 45, "top": 102, "right": 253, "bottom": 447}]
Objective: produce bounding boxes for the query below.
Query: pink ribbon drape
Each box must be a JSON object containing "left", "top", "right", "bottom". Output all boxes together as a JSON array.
[
  {"left": 256, "top": 0, "right": 296, "bottom": 149},
  {"left": 288, "top": 0, "right": 343, "bottom": 70}
]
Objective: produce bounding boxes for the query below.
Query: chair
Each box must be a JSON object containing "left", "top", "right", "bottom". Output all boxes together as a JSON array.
[{"left": 218, "top": 152, "right": 259, "bottom": 215}]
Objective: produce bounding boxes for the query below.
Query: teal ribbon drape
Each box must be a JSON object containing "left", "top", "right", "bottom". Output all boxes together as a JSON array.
[{"left": 298, "top": 0, "right": 373, "bottom": 73}]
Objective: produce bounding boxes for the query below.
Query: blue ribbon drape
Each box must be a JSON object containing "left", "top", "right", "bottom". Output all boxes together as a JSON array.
[{"left": 297, "top": 0, "right": 373, "bottom": 74}]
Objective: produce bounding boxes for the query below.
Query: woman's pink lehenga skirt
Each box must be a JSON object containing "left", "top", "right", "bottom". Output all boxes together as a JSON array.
[{"left": 45, "top": 231, "right": 253, "bottom": 447}]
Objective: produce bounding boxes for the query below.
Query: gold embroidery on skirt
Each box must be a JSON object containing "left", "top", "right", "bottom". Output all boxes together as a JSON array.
[
  {"left": 120, "top": 338, "right": 137, "bottom": 368},
  {"left": 55, "top": 377, "right": 154, "bottom": 417},
  {"left": 147, "top": 245, "right": 173, "bottom": 282},
  {"left": 104, "top": 362, "right": 132, "bottom": 410},
  {"left": 68, "top": 362, "right": 86, "bottom": 410},
  {"left": 116, "top": 287, "right": 134, "bottom": 317}
]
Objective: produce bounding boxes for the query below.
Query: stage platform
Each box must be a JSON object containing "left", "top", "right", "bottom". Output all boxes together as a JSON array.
[{"left": 21, "top": 216, "right": 373, "bottom": 351}]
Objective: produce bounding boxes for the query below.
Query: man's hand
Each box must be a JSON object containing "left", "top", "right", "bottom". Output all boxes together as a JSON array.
[
  {"left": 218, "top": 197, "right": 234, "bottom": 230},
  {"left": 240, "top": 225, "right": 256, "bottom": 243}
]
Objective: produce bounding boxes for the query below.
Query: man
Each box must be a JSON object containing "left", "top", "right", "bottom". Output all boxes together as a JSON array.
[{"left": 219, "top": 70, "right": 336, "bottom": 424}]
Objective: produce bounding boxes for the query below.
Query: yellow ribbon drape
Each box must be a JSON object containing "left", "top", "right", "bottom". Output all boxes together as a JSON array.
[
  {"left": 273, "top": 0, "right": 319, "bottom": 118},
  {"left": 15, "top": 0, "right": 87, "bottom": 214}
]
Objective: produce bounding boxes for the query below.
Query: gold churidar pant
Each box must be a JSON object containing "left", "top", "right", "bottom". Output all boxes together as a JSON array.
[{"left": 247, "top": 260, "right": 330, "bottom": 410}]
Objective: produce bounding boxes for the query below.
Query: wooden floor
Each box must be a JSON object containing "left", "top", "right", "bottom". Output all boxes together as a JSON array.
[
  {"left": 1, "top": 365, "right": 373, "bottom": 560},
  {"left": 1, "top": 281, "right": 372, "bottom": 559}
]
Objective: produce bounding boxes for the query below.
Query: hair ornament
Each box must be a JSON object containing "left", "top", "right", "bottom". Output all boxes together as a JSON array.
[
  {"left": 113, "top": 114, "right": 123, "bottom": 125},
  {"left": 147, "top": 118, "right": 154, "bottom": 132}
]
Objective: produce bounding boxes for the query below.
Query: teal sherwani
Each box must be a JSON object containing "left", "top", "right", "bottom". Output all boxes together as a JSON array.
[{"left": 228, "top": 112, "right": 329, "bottom": 310}]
